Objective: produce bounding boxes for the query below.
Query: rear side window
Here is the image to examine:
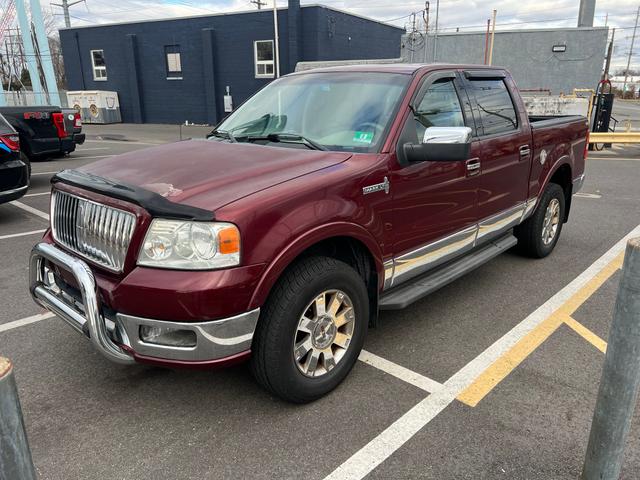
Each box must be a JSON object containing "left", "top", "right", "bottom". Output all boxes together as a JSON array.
[{"left": 468, "top": 79, "right": 517, "bottom": 135}]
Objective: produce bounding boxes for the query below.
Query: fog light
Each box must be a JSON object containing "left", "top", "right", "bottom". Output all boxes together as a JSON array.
[{"left": 139, "top": 325, "right": 197, "bottom": 347}]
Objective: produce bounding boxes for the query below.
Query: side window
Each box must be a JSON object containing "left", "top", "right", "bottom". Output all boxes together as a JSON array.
[
  {"left": 90, "top": 50, "right": 107, "bottom": 81},
  {"left": 413, "top": 78, "right": 464, "bottom": 142},
  {"left": 468, "top": 79, "right": 517, "bottom": 135},
  {"left": 165, "top": 45, "right": 182, "bottom": 79}
]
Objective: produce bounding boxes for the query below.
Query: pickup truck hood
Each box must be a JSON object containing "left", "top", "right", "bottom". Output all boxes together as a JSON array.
[{"left": 78, "top": 140, "right": 352, "bottom": 211}]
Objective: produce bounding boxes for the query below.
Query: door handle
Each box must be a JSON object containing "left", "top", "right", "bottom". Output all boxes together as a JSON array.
[
  {"left": 519, "top": 145, "right": 531, "bottom": 159},
  {"left": 466, "top": 158, "right": 481, "bottom": 176}
]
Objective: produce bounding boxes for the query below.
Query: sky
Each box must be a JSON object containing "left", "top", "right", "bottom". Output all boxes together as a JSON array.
[{"left": 40, "top": 0, "right": 640, "bottom": 71}]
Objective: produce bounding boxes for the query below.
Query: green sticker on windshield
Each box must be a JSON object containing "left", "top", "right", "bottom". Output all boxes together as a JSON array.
[{"left": 353, "top": 131, "right": 374, "bottom": 144}]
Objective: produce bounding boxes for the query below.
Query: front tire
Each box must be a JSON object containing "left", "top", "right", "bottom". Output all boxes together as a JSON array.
[
  {"left": 515, "top": 183, "right": 565, "bottom": 258},
  {"left": 251, "top": 256, "right": 369, "bottom": 403}
]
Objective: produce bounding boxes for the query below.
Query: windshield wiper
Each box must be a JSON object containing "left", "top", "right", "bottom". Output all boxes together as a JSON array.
[
  {"left": 208, "top": 129, "right": 237, "bottom": 143},
  {"left": 241, "top": 133, "right": 327, "bottom": 151}
]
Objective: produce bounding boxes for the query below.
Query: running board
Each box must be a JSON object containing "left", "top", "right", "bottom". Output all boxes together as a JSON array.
[{"left": 379, "top": 233, "right": 518, "bottom": 310}]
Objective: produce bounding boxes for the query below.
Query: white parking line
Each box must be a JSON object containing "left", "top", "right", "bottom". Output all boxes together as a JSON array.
[
  {"left": 0, "top": 229, "right": 46, "bottom": 240},
  {"left": 24, "top": 191, "right": 50, "bottom": 197},
  {"left": 589, "top": 157, "right": 640, "bottom": 162},
  {"left": 0, "top": 312, "right": 55, "bottom": 334},
  {"left": 31, "top": 171, "right": 57, "bottom": 176},
  {"left": 10, "top": 201, "right": 49, "bottom": 220},
  {"left": 75, "top": 147, "right": 110, "bottom": 151},
  {"left": 359, "top": 350, "right": 443, "bottom": 394},
  {"left": 84, "top": 139, "right": 162, "bottom": 146},
  {"left": 324, "top": 223, "right": 640, "bottom": 480},
  {"left": 67, "top": 155, "right": 113, "bottom": 160}
]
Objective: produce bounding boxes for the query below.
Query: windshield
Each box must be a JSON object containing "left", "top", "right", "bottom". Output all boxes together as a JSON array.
[{"left": 215, "top": 72, "right": 409, "bottom": 153}]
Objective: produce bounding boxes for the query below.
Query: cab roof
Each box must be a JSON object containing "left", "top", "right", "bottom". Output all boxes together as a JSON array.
[{"left": 290, "top": 63, "right": 507, "bottom": 76}]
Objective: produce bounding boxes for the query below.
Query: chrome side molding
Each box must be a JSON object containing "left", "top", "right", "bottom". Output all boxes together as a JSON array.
[{"left": 384, "top": 198, "right": 538, "bottom": 290}]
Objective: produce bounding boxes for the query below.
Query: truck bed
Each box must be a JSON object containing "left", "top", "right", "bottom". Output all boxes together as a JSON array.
[{"left": 528, "top": 115, "right": 587, "bottom": 130}]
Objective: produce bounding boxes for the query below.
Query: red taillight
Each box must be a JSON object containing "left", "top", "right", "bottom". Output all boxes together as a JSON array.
[
  {"left": 52, "top": 112, "right": 67, "bottom": 138},
  {"left": 74, "top": 111, "right": 82, "bottom": 128},
  {"left": 0, "top": 134, "right": 20, "bottom": 151}
]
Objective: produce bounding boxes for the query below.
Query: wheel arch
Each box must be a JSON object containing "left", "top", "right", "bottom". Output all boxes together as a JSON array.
[
  {"left": 542, "top": 158, "right": 573, "bottom": 222},
  {"left": 249, "top": 222, "right": 384, "bottom": 321}
]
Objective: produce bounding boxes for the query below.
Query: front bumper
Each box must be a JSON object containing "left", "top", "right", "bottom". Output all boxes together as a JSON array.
[{"left": 29, "top": 242, "right": 260, "bottom": 366}]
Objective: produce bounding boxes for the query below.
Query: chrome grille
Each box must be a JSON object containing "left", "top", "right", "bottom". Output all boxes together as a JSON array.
[{"left": 51, "top": 190, "right": 136, "bottom": 272}]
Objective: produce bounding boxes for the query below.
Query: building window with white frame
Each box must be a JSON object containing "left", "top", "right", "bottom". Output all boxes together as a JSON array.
[
  {"left": 90, "top": 49, "right": 107, "bottom": 81},
  {"left": 254, "top": 40, "right": 274, "bottom": 78},
  {"left": 165, "top": 45, "right": 182, "bottom": 79}
]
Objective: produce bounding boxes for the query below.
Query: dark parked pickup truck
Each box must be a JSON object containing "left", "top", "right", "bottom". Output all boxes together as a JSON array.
[
  {"left": 29, "top": 64, "right": 588, "bottom": 402},
  {"left": 0, "top": 106, "right": 84, "bottom": 162}
]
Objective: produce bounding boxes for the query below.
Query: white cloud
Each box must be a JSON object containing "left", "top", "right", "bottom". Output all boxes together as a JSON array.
[{"left": 44, "top": 0, "right": 639, "bottom": 70}]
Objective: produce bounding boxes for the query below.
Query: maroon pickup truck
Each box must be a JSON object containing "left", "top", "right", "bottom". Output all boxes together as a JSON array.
[{"left": 29, "top": 64, "right": 588, "bottom": 402}]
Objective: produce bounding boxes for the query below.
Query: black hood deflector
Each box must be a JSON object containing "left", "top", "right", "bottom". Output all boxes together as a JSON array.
[{"left": 52, "top": 169, "right": 215, "bottom": 221}]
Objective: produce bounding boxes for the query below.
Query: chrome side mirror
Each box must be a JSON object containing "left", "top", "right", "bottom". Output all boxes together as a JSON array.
[
  {"left": 423, "top": 126, "right": 473, "bottom": 145},
  {"left": 404, "top": 126, "right": 473, "bottom": 163}
]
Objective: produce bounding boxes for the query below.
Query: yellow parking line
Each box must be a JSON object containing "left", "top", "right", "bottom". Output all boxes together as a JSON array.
[
  {"left": 457, "top": 251, "right": 623, "bottom": 407},
  {"left": 564, "top": 316, "right": 607, "bottom": 353}
]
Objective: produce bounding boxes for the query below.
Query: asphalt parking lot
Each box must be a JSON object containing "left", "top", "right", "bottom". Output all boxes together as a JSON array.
[{"left": 1, "top": 126, "right": 640, "bottom": 479}]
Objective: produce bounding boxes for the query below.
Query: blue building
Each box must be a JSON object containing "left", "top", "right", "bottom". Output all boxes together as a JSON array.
[{"left": 59, "top": 1, "right": 404, "bottom": 124}]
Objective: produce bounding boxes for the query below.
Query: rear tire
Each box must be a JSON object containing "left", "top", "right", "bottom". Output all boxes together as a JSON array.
[
  {"left": 251, "top": 256, "right": 369, "bottom": 403},
  {"left": 515, "top": 183, "right": 565, "bottom": 258}
]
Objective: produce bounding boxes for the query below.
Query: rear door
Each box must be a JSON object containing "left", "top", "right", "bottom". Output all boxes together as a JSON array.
[{"left": 461, "top": 71, "right": 531, "bottom": 242}]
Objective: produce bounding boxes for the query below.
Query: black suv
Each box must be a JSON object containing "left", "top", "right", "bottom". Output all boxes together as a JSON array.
[{"left": 0, "top": 113, "right": 29, "bottom": 204}]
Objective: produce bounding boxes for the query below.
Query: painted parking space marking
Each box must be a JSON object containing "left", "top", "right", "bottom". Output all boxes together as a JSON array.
[
  {"left": 588, "top": 157, "right": 640, "bottom": 162},
  {"left": 24, "top": 191, "right": 50, "bottom": 197},
  {"left": 10, "top": 201, "right": 49, "bottom": 221},
  {"left": 324, "top": 224, "right": 640, "bottom": 480},
  {"left": 0, "top": 312, "right": 55, "bottom": 333},
  {"left": 574, "top": 192, "right": 602, "bottom": 199},
  {"left": 31, "top": 171, "right": 58, "bottom": 176},
  {"left": 0, "top": 229, "right": 46, "bottom": 241},
  {"left": 457, "top": 250, "right": 624, "bottom": 407},
  {"left": 564, "top": 316, "right": 607, "bottom": 353},
  {"left": 359, "top": 350, "right": 443, "bottom": 394},
  {"left": 84, "top": 139, "right": 162, "bottom": 146},
  {"left": 65, "top": 154, "right": 113, "bottom": 160}
]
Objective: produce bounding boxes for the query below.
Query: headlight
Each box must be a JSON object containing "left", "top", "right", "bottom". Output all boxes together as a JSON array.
[{"left": 138, "top": 219, "right": 240, "bottom": 270}]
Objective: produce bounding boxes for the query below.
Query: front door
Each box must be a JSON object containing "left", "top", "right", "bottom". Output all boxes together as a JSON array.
[{"left": 388, "top": 71, "right": 480, "bottom": 287}]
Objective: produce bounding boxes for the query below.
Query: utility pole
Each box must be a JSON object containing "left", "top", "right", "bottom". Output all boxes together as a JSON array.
[
  {"left": 623, "top": 6, "right": 640, "bottom": 98},
  {"left": 432, "top": 0, "right": 439, "bottom": 62},
  {"left": 488, "top": 9, "right": 497, "bottom": 66},
  {"left": 603, "top": 28, "right": 615, "bottom": 81},
  {"left": 51, "top": 0, "right": 85, "bottom": 28},
  {"left": 250, "top": 0, "right": 267, "bottom": 9},
  {"left": 423, "top": 2, "right": 429, "bottom": 63},
  {"left": 272, "top": 0, "right": 280, "bottom": 78}
]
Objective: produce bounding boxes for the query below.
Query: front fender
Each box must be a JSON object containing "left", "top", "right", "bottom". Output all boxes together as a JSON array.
[{"left": 248, "top": 221, "right": 384, "bottom": 310}]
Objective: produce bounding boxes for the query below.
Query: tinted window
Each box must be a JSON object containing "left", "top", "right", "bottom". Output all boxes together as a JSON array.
[
  {"left": 412, "top": 78, "right": 464, "bottom": 141},
  {"left": 469, "top": 79, "right": 517, "bottom": 135}
]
